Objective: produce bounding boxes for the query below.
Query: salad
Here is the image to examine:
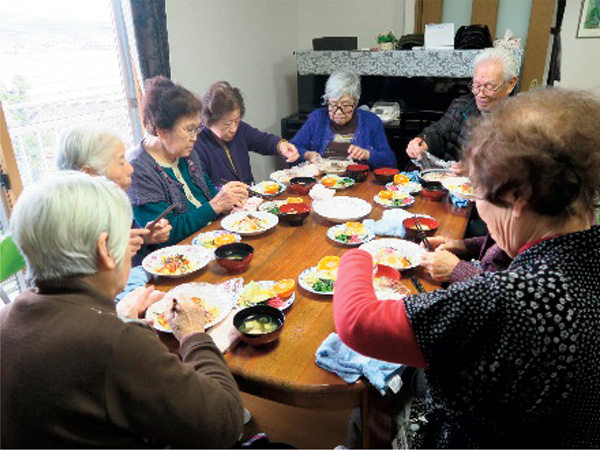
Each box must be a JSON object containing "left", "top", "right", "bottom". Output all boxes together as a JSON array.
[
  {"left": 154, "top": 254, "right": 198, "bottom": 276},
  {"left": 328, "top": 222, "right": 373, "bottom": 245},
  {"left": 375, "top": 190, "right": 415, "bottom": 208},
  {"left": 320, "top": 176, "right": 355, "bottom": 190}
]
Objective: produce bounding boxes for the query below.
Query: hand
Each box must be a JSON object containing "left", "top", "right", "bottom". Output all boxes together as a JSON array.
[
  {"left": 347, "top": 144, "right": 370, "bottom": 161},
  {"left": 431, "top": 236, "right": 468, "bottom": 257},
  {"left": 167, "top": 295, "right": 205, "bottom": 341},
  {"left": 420, "top": 250, "right": 461, "bottom": 282},
  {"left": 406, "top": 137, "right": 428, "bottom": 159},
  {"left": 129, "top": 228, "right": 149, "bottom": 255},
  {"left": 144, "top": 218, "right": 172, "bottom": 244},
  {"left": 116, "top": 285, "right": 165, "bottom": 319},
  {"left": 278, "top": 140, "right": 300, "bottom": 163},
  {"left": 210, "top": 181, "right": 249, "bottom": 214},
  {"left": 450, "top": 162, "right": 462, "bottom": 175},
  {"left": 304, "top": 151, "right": 320, "bottom": 163}
]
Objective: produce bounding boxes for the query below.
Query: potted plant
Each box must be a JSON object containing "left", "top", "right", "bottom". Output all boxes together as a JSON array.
[{"left": 377, "top": 31, "right": 397, "bottom": 51}]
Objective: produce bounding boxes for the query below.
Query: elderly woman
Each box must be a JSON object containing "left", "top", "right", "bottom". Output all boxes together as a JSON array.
[
  {"left": 333, "top": 88, "right": 600, "bottom": 448},
  {"left": 291, "top": 70, "right": 396, "bottom": 168},
  {"left": 56, "top": 124, "right": 172, "bottom": 263},
  {"left": 194, "top": 81, "right": 300, "bottom": 187},
  {"left": 128, "top": 76, "right": 248, "bottom": 246},
  {"left": 0, "top": 172, "right": 244, "bottom": 447}
]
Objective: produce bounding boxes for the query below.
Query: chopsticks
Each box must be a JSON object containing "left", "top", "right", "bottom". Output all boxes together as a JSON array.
[
  {"left": 410, "top": 276, "right": 427, "bottom": 294},
  {"left": 146, "top": 204, "right": 176, "bottom": 230},
  {"left": 414, "top": 217, "right": 431, "bottom": 251}
]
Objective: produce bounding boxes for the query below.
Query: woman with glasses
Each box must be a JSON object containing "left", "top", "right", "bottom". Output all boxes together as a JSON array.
[
  {"left": 194, "top": 81, "right": 300, "bottom": 187},
  {"left": 128, "top": 76, "right": 248, "bottom": 246},
  {"left": 291, "top": 70, "right": 396, "bottom": 168},
  {"left": 406, "top": 47, "right": 519, "bottom": 162}
]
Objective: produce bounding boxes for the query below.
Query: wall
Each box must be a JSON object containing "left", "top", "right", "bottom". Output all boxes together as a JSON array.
[
  {"left": 167, "top": 0, "right": 405, "bottom": 181},
  {"left": 555, "top": 0, "right": 600, "bottom": 95}
]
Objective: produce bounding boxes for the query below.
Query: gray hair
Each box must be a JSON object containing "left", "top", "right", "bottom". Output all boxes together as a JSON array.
[
  {"left": 56, "top": 125, "right": 123, "bottom": 176},
  {"left": 473, "top": 47, "right": 520, "bottom": 81},
  {"left": 322, "top": 71, "right": 361, "bottom": 103},
  {"left": 10, "top": 171, "right": 132, "bottom": 283}
]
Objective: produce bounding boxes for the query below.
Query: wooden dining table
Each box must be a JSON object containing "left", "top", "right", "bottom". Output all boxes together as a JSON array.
[{"left": 151, "top": 173, "right": 471, "bottom": 448}]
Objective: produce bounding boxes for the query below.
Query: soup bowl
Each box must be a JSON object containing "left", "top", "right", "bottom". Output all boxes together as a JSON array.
[
  {"left": 214, "top": 242, "right": 254, "bottom": 272},
  {"left": 233, "top": 305, "right": 285, "bottom": 347},
  {"left": 373, "top": 167, "right": 399, "bottom": 184}
]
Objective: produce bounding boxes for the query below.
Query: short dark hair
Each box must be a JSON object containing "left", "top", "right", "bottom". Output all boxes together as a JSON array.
[
  {"left": 202, "top": 81, "right": 245, "bottom": 127},
  {"left": 463, "top": 88, "right": 600, "bottom": 220},
  {"left": 142, "top": 76, "right": 202, "bottom": 135}
]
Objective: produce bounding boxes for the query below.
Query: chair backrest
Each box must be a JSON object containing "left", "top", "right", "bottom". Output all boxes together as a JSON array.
[{"left": 1, "top": 234, "right": 25, "bottom": 283}]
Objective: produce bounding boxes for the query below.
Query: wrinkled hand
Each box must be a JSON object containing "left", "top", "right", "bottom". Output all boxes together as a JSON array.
[
  {"left": 145, "top": 218, "right": 172, "bottom": 244},
  {"left": 420, "top": 250, "right": 461, "bottom": 282},
  {"left": 348, "top": 144, "right": 370, "bottom": 161},
  {"left": 210, "top": 181, "right": 249, "bottom": 214},
  {"left": 304, "top": 151, "right": 320, "bottom": 164},
  {"left": 116, "top": 285, "right": 165, "bottom": 319},
  {"left": 129, "top": 228, "right": 149, "bottom": 255},
  {"left": 406, "top": 137, "right": 428, "bottom": 159},
  {"left": 426, "top": 236, "right": 469, "bottom": 256},
  {"left": 167, "top": 295, "right": 205, "bottom": 341},
  {"left": 278, "top": 140, "right": 300, "bottom": 163}
]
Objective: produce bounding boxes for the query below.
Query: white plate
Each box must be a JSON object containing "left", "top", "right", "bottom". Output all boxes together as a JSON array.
[
  {"left": 327, "top": 223, "right": 375, "bottom": 246},
  {"left": 142, "top": 245, "right": 213, "bottom": 278},
  {"left": 359, "top": 238, "right": 424, "bottom": 270},
  {"left": 385, "top": 181, "right": 422, "bottom": 194},
  {"left": 221, "top": 211, "right": 279, "bottom": 236},
  {"left": 316, "top": 158, "right": 352, "bottom": 175},
  {"left": 313, "top": 196, "right": 372, "bottom": 223},
  {"left": 191, "top": 230, "right": 242, "bottom": 249},
  {"left": 146, "top": 282, "right": 233, "bottom": 332},
  {"left": 258, "top": 200, "right": 286, "bottom": 215},
  {"left": 373, "top": 191, "right": 415, "bottom": 208},
  {"left": 441, "top": 176, "right": 476, "bottom": 201},
  {"left": 319, "top": 175, "right": 355, "bottom": 190},
  {"left": 419, "top": 169, "right": 453, "bottom": 183},
  {"left": 298, "top": 266, "right": 335, "bottom": 296},
  {"left": 250, "top": 181, "right": 286, "bottom": 197},
  {"left": 270, "top": 163, "right": 320, "bottom": 185},
  {"left": 234, "top": 280, "right": 295, "bottom": 310}
]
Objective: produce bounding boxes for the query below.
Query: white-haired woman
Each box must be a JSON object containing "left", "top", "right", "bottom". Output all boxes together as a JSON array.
[
  {"left": 406, "top": 47, "right": 519, "bottom": 162},
  {"left": 57, "top": 125, "right": 172, "bottom": 263},
  {"left": 1, "top": 172, "right": 244, "bottom": 448},
  {"left": 291, "top": 70, "right": 396, "bottom": 168}
]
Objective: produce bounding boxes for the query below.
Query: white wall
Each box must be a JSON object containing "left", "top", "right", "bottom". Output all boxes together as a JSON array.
[
  {"left": 555, "top": 0, "right": 600, "bottom": 95},
  {"left": 167, "top": 0, "right": 404, "bottom": 181}
]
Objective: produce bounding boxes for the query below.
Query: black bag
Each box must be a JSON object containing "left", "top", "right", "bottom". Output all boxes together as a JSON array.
[
  {"left": 396, "top": 33, "right": 424, "bottom": 50},
  {"left": 454, "top": 24, "right": 493, "bottom": 49}
]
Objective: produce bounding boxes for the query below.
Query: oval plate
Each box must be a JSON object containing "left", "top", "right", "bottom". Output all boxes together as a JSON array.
[
  {"left": 359, "top": 238, "right": 424, "bottom": 271},
  {"left": 313, "top": 196, "right": 372, "bottom": 223},
  {"left": 298, "top": 266, "right": 335, "bottom": 296},
  {"left": 327, "top": 223, "right": 375, "bottom": 246},
  {"left": 441, "top": 176, "right": 476, "bottom": 201},
  {"left": 234, "top": 280, "right": 295, "bottom": 311},
  {"left": 142, "top": 245, "right": 213, "bottom": 278},
  {"left": 221, "top": 211, "right": 279, "bottom": 236},
  {"left": 319, "top": 175, "right": 355, "bottom": 190},
  {"left": 374, "top": 192, "right": 415, "bottom": 208},
  {"left": 250, "top": 181, "right": 286, "bottom": 197},
  {"left": 191, "top": 230, "right": 242, "bottom": 249},
  {"left": 385, "top": 181, "right": 422, "bottom": 194}
]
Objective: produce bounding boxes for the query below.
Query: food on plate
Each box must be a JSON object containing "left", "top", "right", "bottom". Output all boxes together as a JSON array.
[
  {"left": 373, "top": 276, "right": 408, "bottom": 301},
  {"left": 253, "top": 181, "right": 282, "bottom": 195},
  {"left": 321, "top": 176, "right": 337, "bottom": 187},
  {"left": 317, "top": 255, "right": 340, "bottom": 271},
  {"left": 374, "top": 247, "right": 412, "bottom": 269},
  {"left": 301, "top": 265, "right": 337, "bottom": 293},
  {"left": 270, "top": 162, "right": 320, "bottom": 185},
  {"left": 449, "top": 182, "right": 475, "bottom": 196},
  {"left": 239, "top": 315, "right": 280, "bottom": 335},
  {"left": 213, "top": 234, "right": 237, "bottom": 247},
  {"left": 156, "top": 296, "right": 219, "bottom": 331},
  {"left": 376, "top": 190, "right": 414, "bottom": 207},
  {"left": 154, "top": 253, "right": 197, "bottom": 275},
  {"left": 272, "top": 279, "right": 295, "bottom": 298},
  {"left": 393, "top": 174, "right": 410, "bottom": 185},
  {"left": 231, "top": 214, "right": 269, "bottom": 233},
  {"left": 319, "top": 176, "right": 354, "bottom": 189},
  {"left": 421, "top": 171, "right": 452, "bottom": 182},
  {"left": 331, "top": 222, "right": 370, "bottom": 244},
  {"left": 286, "top": 197, "right": 304, "bottom": 204}
]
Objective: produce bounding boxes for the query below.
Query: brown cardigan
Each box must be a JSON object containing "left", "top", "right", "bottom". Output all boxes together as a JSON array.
[{"left": 0, "top": 280, "right": 244, "bottom": 448}]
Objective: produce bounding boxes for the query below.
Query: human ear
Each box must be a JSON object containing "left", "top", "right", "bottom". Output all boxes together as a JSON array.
[
  {"left": 96, "top": 232, "right": 116, "bottom": 271},
  {"left": 507, "top": 76, "right": 518, "bottom": 94},
  {"left": 511, "top": 196, "right": 528, "bottom": 218},
  {"left": 81, "top": 165, "right": 97, "bottom": 177}
]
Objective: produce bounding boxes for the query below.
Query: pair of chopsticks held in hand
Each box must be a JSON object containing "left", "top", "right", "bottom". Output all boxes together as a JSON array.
[{"left": 413, "top": 217, "right": 432, "bottom": 251}]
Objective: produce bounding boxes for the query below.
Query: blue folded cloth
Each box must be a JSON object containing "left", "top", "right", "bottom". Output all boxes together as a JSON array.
[
  {"left": 316, "top": 332, "right": 404, "bottom": 395},
  {"left": 400, "top": 170, "right": 420, "bottom": 183},
  {"left": 449, "top": 192, "right": 470, "bottom": 208},
  {"left": 115, "top": 266, "right": 152, "bottom": 303}
]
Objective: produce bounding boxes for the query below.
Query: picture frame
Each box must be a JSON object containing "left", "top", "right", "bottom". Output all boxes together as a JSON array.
[{"left": 577, "top": 0, "right": 600, "bottom": 38}]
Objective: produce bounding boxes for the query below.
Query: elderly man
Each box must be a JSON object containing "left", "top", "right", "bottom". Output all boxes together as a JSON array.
[
  {"left": 406, "top": 47, "right": 519, "bottom": 162},
  {"left": 0, "top": 172, "right": 244, "bottom": 448}
]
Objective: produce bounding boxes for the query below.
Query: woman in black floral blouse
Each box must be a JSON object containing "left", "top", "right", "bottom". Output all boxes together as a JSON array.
[{"left": 334, "top": 88, "right": 600, "bottom": 448}]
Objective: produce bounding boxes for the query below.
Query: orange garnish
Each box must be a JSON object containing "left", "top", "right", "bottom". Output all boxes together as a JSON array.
[
  {"left": 286, "top": 197, "right": 304, "bottom": 204},
  {"left": 263, "top": 183, "right": 280, "bottom": 194},
  {"left": 321, "top": 177, "right": 337, "bottom": 187},
  {"left": 317, "top": 255, "right": 340, "bottom": 271},
  {"left": 345, "top": 222, "right": 364, "bottom": 232},
  {"left": 273, "top": 279, "right": 296, "bottom": 298},
  {"left": 214, "top": 234, "right": 236, "bottom": 246},
  {"left": 393, "top": 174, "right": 410, "bottom": 185},
  {"left": 378, "top": 190, "right": 393, "bottom": 200}
]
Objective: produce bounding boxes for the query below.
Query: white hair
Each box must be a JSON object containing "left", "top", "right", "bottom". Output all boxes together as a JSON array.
[
  {"left": 322, "top": 70, "right": 361, "bottom": 103},
  {"left": 10, "top": 171, "right": 132, "bottom": 283},
  {"left": 473, "top": 47, "right": 520, "bottom": 81},
  {"left": 56, "top": 125, "right": 123, "bottom": 176}
]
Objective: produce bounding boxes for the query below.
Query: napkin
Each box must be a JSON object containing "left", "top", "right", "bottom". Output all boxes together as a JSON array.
[
  {"left": 400, "top": 170, "right": 420, "bottom": 183},
  {"left": 115, "top": 266, "right": 151, "bottom": 303},
  {"left": 449, "top": 193, "right": 470, "bottom": 208},
  {"left": 315, "top": 332, "right": 404, "bottom": 396},
  {"left": 309, "top": 183, "right": 335, "bottom": 201}
]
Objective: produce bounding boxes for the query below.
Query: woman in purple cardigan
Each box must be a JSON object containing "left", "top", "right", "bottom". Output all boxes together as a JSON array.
[
  {"left": 290, "top": 70, "right": 396, "bottom": 169},
  {"left": 194, "top": 81, "right": 300, "bottom": 187}
]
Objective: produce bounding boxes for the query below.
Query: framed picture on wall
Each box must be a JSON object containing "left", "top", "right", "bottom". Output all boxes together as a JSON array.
[{"left": 577, "top": 0, "right": 600, "bottom": 38}]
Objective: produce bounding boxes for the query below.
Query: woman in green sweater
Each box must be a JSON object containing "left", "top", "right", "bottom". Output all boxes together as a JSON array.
[{"left": 128, "top": 76, "right": 248, "bottom": 247}]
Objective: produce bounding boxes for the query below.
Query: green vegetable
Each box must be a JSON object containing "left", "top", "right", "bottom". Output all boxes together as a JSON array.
[
  {"left": 313, "top": 278, "right": 334, "bottom": 292},
  {"left": 267, "top": 206, "right": 280, "bottom": 215},
  {"left": 335, "top": 233, "right": 351, "bottom": 243}
]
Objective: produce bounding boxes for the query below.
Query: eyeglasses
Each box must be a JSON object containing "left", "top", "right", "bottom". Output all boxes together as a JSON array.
[
  {"left": 181, "top": 126, "right": 202, "bottom": 138},
  {"left": 327, "top": 102, "right": 355, "bottom": 113},
  {"left": 469, "top": 81, "right": 505, "bottom": 96}
]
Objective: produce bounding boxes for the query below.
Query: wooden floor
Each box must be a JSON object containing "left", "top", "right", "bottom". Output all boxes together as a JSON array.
[{"left": 241, "top": 392, "right": 353, "bottom": 449}]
